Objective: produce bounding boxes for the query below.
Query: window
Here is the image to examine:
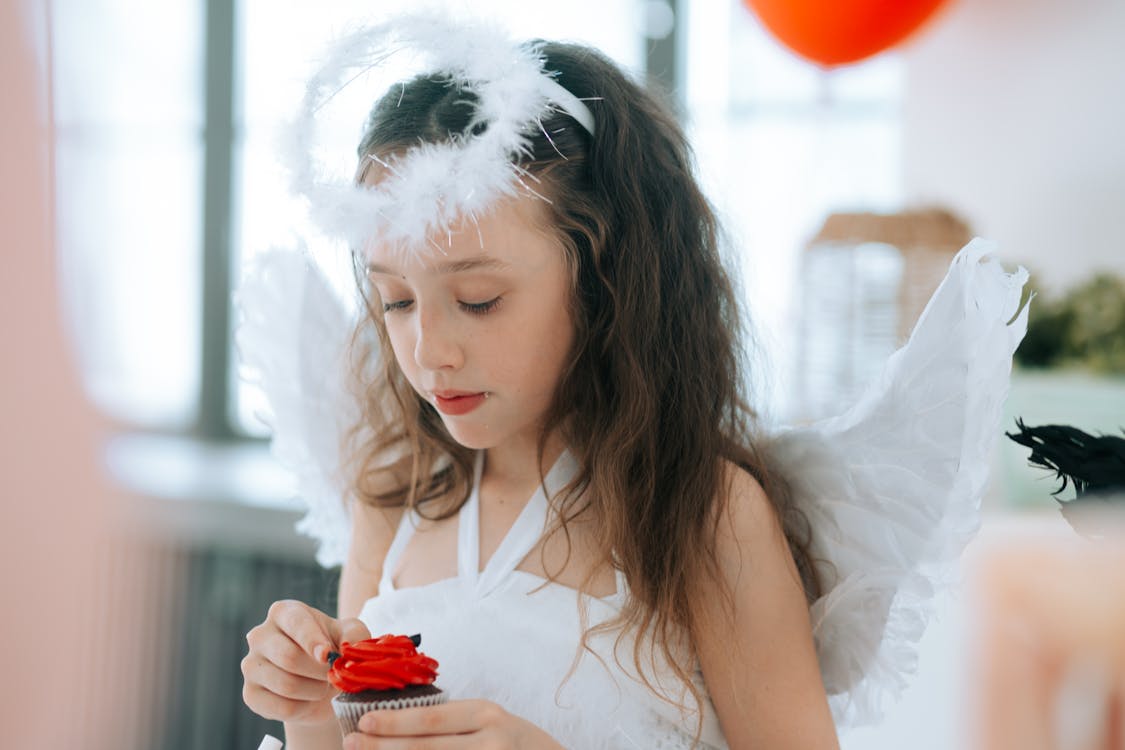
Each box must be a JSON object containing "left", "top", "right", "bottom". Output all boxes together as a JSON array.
[{"left": 53, "top": 0, "right": 205, "bottom": 430}]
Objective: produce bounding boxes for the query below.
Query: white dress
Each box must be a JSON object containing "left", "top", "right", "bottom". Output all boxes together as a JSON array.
[
  {"left": 358, "top": 450, "right": 729, "bottom": 749},
  {"left": 236, "top": 238, "right": 1029, "bottom": 734}
]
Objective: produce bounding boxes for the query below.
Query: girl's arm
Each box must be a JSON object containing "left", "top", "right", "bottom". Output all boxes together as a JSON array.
[
  {"left": 695, "top": 466, "right": 840, "bottom": 750},
  {"left": 282, "top": 501, "right": 405, "bottom": 750}
]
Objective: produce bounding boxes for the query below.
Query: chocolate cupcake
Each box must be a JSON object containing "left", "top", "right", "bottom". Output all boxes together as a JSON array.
[{"left": 328, "top": 633, "right": 447, "bottom": 735}]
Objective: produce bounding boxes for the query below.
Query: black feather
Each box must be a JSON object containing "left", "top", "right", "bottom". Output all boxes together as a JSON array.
[{"left": 1006, "top": 418, "right": 1125, "bottom": 500}]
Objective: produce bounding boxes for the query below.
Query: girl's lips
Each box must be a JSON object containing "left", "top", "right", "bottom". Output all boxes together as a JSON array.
[{"left": 432, "top": 391, "right": 487, "bottom": 416}]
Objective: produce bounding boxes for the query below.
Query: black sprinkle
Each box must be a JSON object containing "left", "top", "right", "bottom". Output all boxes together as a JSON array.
[
  {"left": 409, "top": 634, "right": 421, "bottom": 647},
  {"left": 327, "top": 651, "right": 341, "bottom": 667}
]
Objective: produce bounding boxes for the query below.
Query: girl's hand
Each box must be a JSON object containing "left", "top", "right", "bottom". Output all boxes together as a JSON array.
[
  {"left": 241, "top": 599, "right": 371, "bottom": 725},
  {"left": 344, "top": 699, "right": 567, "bottom": 749}
]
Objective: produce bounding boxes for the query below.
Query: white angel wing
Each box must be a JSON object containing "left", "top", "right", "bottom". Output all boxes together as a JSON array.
[
  {"left": 235, "top": 246, "right": 361, "bottom": 567},
  {"left": 766, "top": 238, "right": 1029, "bottom": 727}
]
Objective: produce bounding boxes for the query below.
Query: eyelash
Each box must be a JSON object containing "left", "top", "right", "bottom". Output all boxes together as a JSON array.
[
  {"left": 382, "top": 300, "right": 412, "bottom": 313},
  {"left": 460, "top": 296, "right": 502, "bottom": 315},
  {"left": 381, "top": 297, "right": 502, "bottom": 316}
]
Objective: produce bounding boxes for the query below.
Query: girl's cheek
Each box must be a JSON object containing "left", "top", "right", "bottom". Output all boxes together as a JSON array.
[{"left": 384, "top": 328, "right": 415, "bottom": 372}]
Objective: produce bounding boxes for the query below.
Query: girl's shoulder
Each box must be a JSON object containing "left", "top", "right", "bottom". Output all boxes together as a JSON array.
[
  {"left": 348, "top": 501, "right": 407, "bottom": 569},
  {"left": 338, "top": 500, "right": 407, "bottom": 617},
  {"left": 716, "top": 459, "right": 776, "bottom": 534},
  {"left": 708, "top": 459, "right": 799, "bottom": 590}
]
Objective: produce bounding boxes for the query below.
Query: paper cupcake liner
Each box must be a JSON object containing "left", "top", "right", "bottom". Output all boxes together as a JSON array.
[{"left": 332, "top": 689, "right": 448, "bottom": 736}]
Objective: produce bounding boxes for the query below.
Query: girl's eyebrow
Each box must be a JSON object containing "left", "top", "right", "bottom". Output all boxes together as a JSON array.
[{"left": 367, "top": 256, "right": 512, "bottom": 276}]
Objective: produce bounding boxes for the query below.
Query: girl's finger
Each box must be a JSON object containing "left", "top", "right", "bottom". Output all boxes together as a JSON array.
[
  {"left": 343, "top": 731, "right": 478, "bottom": 750},
  {"left": 270, "top": 600, "right": 335, "bottom": 663},
  {"left": 252, "top": 658, "right": 336, "bottom": 702},
  {"left": 356, "top": 700, "right": 496, "bottom": 736},
  {"left": 327, "top": 616, "right": 371, "bottom": 649},
  {"left": 243, "top": 683, "right": 333, "bottom": 725},
  {"left": 255, "top": 629, "right": 330, "bottom": 681}
]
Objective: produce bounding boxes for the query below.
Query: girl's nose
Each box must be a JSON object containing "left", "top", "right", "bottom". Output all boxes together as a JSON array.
[{"left": 413, "top": 304, "right": 464, "bottom": 371}]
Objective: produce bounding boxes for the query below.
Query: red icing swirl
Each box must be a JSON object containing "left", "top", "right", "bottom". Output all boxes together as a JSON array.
[{"left": 328, "top": 634, "right": 439, "bottom": 693}]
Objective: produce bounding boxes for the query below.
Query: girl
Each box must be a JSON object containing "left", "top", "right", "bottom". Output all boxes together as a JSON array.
[{"left": 239, "top": 12, "right": 1026, "bottom": 750}]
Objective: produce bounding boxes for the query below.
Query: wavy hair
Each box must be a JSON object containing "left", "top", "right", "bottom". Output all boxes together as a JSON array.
[{"left": 346, "top": 42, "right": 820, "bottom": 747}]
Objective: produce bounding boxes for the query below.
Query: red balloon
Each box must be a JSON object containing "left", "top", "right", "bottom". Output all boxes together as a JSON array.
[{"left": 743, "top": 0, "right": 951, "bottom": 67}]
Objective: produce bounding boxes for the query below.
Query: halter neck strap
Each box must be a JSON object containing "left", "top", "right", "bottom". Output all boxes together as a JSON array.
[{"left": 461, "top": 449, "right": 581, "bottom": 597}]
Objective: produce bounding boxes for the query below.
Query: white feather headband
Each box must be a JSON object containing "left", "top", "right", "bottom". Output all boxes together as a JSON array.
[{"left": 282, "top": 12, "right": 597, "bottom": 259}]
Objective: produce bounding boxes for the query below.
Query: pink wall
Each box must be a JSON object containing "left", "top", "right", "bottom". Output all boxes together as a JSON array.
[
  {"left": 0, "top": 3, "right": 150, "bottom": 747},
  {"left": 902, "top": 0, "right": 1125, "bottom": 292}
]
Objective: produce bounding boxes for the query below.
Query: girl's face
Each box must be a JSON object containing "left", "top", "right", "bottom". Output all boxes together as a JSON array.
[{"left": 365, "top": 195, "right": 575, "bottom": 451}]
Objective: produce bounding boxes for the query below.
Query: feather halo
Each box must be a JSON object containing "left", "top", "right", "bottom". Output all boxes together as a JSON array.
[{"left": 280, "top": 11, "right": 583, "bottom": 262}]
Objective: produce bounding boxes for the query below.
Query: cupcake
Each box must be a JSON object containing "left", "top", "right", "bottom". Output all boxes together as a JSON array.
[{"left": 328, "top": 633, "right": 447, "bottom": 736}]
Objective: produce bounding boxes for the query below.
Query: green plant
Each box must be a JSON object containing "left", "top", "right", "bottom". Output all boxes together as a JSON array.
[{"left": 1015, "top": 272, "right": 1125, "bottom": 374}]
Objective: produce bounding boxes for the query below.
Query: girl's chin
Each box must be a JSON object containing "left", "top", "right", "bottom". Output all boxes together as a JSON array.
[
  {"left": 439, "top": 421, "right": 497, "bottom": 451},
  {"left": 438, "top": 410, "right": 548, "bottom": 453}
]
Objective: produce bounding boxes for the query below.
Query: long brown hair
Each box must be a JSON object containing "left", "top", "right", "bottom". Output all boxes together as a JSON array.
[{"left": 346, "top": 41, "right": 820, "bottom": 747}]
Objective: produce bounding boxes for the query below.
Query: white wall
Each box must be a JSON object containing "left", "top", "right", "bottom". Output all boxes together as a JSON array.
[{"left": 901, "top": 0, "right": 1125, "bottom": 293}]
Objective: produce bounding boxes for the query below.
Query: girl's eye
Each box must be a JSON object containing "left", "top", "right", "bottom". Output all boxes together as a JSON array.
[
  {"left": 459, "top": 296, "right": 502, "bottom": 316},
  {"left": 382, "top": 299, "right": 413, "bottom": 313}
]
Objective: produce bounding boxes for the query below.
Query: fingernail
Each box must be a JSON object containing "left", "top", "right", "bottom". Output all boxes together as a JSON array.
[
  {"left": 358, "top": 714, "right": 376, "bottom": 732},
  {"left": 313, "top": 644, "right": 327, "bottom": 663}
]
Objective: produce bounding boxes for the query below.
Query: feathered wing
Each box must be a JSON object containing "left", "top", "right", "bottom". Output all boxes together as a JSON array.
[
  {"left": 765, "top": 238, "right": 1029, "bottom": 727},
  {"left": 235, "top": 246, "right": 362, "bottom": 567}
]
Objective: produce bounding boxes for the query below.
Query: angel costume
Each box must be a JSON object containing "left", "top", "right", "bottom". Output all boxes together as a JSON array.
[{"left": 237, "top": 12, "right": 1029, "bottom": 749}]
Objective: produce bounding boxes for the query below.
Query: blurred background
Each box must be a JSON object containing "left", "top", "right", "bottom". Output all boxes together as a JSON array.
[{"left": 10, "top": 0, "right": 1125, "bottom": 747}]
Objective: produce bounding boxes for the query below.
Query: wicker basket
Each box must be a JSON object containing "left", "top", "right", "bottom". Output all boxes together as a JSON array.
[{"left": 792, "top": 208, "right": 972, "bottom": 422}]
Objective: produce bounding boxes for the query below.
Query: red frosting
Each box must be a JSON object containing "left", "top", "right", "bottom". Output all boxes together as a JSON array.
[{"left": 327, "top": 634, "right": 439, "bottom": 693}]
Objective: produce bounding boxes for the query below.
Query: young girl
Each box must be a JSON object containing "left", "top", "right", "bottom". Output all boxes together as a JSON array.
[{"left": 239, "top": 13, "right": 1026, "bottom": 750}]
